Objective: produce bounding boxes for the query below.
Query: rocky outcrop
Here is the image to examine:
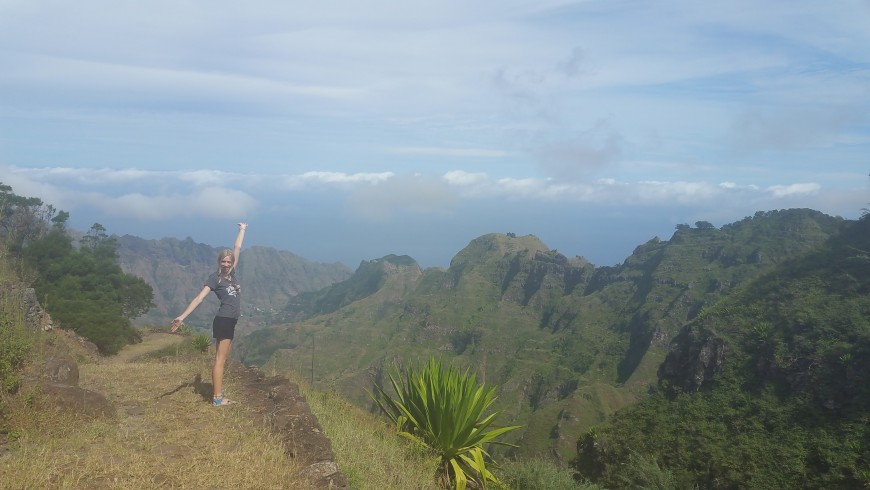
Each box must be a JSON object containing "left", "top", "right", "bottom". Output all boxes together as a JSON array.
[
  {"left": 6, "top": 286, "right": 53, "bottom": 331},
  {"left": 3, "top": 285, "right": 115, "bottom": 419},
  {"left": 39, "top": 382, "right": 116, "bottom": 418},
  {"left": 31, "top": 331, "right": 116, "bottom": 419},
  {"left": 44, "top": 353, "right": 79, "bottom": 385},
  {"left": 230, "top": 364, "right": 349, "bottom": 489},
  {"left": 658, "top": 324, "right": 727, "bottom": 393}
]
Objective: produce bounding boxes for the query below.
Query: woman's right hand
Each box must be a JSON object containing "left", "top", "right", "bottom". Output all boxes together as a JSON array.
[{"left": 170, "top": 318, "right": 183, "bottom": 332}]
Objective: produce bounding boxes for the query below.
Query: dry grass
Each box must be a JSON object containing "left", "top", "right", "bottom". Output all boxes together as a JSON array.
[
  {"left": 103, "top": 331, "right": 185, "bottom": 364},
  {"left": 0, "top": 355, "right": 312, "bottom": 489},
  {"left": 286, "top": 371, "right": 443, "bottom": 490}
]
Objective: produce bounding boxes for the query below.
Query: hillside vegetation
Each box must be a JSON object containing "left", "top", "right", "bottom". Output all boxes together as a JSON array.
[
  {"left": 234, "top": 208, "right": 848, "bottom": 461},
  {"left": 576, "top": 215, "right": 870, "bottom": 488},
  {"left": 4, "top": 177, "right": 865, "bottom": 488}
]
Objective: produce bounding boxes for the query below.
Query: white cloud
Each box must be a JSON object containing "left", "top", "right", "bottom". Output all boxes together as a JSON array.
[
  {"left": 441, "top": 172, "right": 726, "bottom": 205},
  {"left": 173, "top": 170, "right": 238, "bottom": 187},
  {"left": 3, "top": 164, "right": 859, "bottom": 218},
  {"left": 76, "top": 187, "right": 258, "bottom": 221},
  {"left": 719, "top": 181, "right": 760, "bottom": 191},
  {"left": 443, "top": 170, "right": 489, "bottom": 186},
  {"left": 635, "top": 181, "right": 721, "bottom": 203},
  {"left": 7, "top": 166, "right": 167, "bottom": 186},
  {"left": 283, "top": 171, "right": 395, "bottom": 189},
  {"left": 766, "top": 183, "right": 821, "bottom": 198},
  {"left": 0, "top": 165, "right": 259, "bottom": 220},
  {"left": 495, "top": 177, "right": 549, "bottom": 197}
]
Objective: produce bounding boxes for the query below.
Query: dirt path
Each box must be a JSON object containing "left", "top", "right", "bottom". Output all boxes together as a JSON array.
[
  {"left": 3, "top": 329, "right": 323, "bottom": 488},
  {"left": 104, "top": 331, "right": 185, "bottom": 364},
  {"left": 98, "top": 331, "right": 349, "bottom": 488}
]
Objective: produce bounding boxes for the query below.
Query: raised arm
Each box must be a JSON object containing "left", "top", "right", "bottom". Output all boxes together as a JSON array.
[
  {"left": 233, "top": 222, "right": 248, "bottom": 271},
  {"left": 171, "top": 285, "right": 211, "bottom": 331}
]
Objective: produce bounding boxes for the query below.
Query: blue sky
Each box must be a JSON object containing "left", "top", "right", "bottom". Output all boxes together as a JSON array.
[{"left": 1, "top": 1, "right": 868, "bottom": 268}]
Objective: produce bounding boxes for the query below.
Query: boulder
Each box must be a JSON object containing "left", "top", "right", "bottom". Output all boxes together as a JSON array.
[
  {"left": 40, "top": 382, "right": 116, "bottom": 419},
  {"left": 44, "top": 354, "right": 79, "bottom": 385}
]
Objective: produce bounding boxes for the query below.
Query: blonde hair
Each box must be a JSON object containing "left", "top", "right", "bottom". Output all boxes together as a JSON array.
[{"left": 217, "top": 249, "right": 235, "bottom": 274}]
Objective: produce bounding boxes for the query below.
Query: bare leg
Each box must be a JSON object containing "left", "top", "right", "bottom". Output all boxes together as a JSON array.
[{"left": 213, "top": 338, "right": 233, "bottom": 399}]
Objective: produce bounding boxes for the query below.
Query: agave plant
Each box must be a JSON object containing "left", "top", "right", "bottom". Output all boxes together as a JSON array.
[
  {"left": 368, "top": 357, "right": 520, "bottom": 490},
  {"left": 191, "top": 332, "right": 211, "bottom": 353}
]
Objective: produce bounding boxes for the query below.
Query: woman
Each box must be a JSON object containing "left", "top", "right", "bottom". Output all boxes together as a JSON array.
[{"left": 171, "top": 222, "right": 248, "bottom": 406}]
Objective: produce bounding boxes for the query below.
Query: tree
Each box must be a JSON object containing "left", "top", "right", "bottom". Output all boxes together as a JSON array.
[
  {"left": 0, "top": 182, "right": 65, "bottom": 254},
  {"left": 24, "top": 223, "right": 154, "bottom": 354},
  {"left": 81, "top": 223, "right": 119, "bottom": 261},
  {"left": 51, "top": 211, "right": 70, "bottom": 229},
  {"left": 116, "top": 273, "right": 155, "bottom": 319},
  {"left": 21, "top": 228, "right": 74, "bottom": 277}
]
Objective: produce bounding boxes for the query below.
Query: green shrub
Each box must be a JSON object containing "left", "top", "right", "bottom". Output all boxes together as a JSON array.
[
  {"left": 615, "top": 451, "right": 685, "bottom": 490},
  {"left": 497, "top": 458, "right": 601, "bottom": 490},
  {"left": 191, "top": 332, "right": 211, "bottom": 353},
  {"left": 0, "top": 326, "right": 31, "bottom": 393},
  {"left": 369, "top": 357, "right": 521, "bottom": 490},
  {"left": 0, "top": 290, "right": 35, "bottom": 394}
]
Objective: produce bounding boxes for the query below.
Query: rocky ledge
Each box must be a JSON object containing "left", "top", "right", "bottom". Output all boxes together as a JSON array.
[{"left": 229, "top": 363, "right": 350, "bottom": 489}]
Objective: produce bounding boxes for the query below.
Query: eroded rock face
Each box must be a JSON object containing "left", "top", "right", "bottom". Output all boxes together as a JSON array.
[
  {"left": 658, "top": 324, "right": 727, "bottom": 393},
  {"left": 5, "top": 286, "right": 53, "bottom": 331}
]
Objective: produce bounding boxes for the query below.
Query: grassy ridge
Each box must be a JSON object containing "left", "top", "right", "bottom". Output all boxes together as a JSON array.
[{"left": 0, "top": 348, "right": 313, "bottom": 489}]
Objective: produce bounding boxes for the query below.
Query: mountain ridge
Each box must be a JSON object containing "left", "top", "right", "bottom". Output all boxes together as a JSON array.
[
  {"left": 230, "top": 207, "right": 847, "bottom": 459},
  {"left": 575, "top": 214, "right": 869, "bottom": 488}
]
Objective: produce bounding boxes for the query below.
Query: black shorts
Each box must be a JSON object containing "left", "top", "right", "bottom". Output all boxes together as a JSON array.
[{"left": 212, "top": 316, "right": 238, "bottom": 340}]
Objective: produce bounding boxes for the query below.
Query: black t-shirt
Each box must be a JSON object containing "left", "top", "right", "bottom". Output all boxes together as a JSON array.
[{"left": 205, "top": 271, "right": 241, "bottom": 319}]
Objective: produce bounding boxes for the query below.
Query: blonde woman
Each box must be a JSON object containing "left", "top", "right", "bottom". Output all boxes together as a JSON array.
[{"left": 172, "top": 222, "right": 248, "bottom": 406}]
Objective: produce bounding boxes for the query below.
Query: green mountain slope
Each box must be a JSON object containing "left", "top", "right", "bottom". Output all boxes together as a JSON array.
[
  {"left": 576, "top": 216, "right": 869, "bottom": 489},
  {"left": 281, "top": 255, "right": 422, "bottom": 322},
  {"left": 233, "top": 208, "right": 847, "bottom": 460}
]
